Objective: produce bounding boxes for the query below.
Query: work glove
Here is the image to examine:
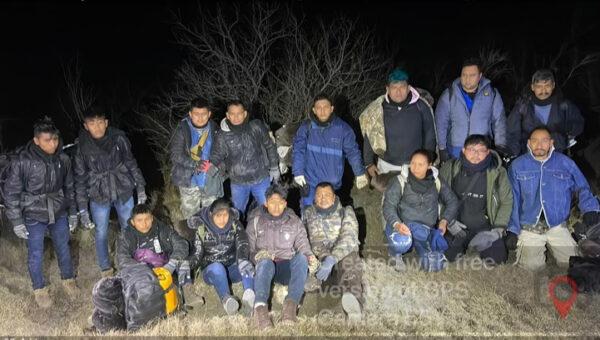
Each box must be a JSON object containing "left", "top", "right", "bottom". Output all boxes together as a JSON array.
[
  {"left": 439, "top": 149, "right": 450, "bottom": 163},
  {"left": 315, "top": 256, "right": 336, "bottom": 282},
  {"left": 178, "top": 260, "right": 192, "bottom": 286},
  {"left": 68, "top": 215, "right": 79, "bottom": 233},
  {"left": 447, "top": 220, "right": 467, "bottom": 239},
  {"left": 583, "top": 211, "right": 600, "bottom": 227},
  {"left": 294, "top": 175, "right": 306, "bottom": 187},
  {"left": 164, "top": 259, "right": 179, "bottom": 274},
  {"left": 79, "top": 210, "right": 96, "bottom": 229},
  {"left": 504, "top": 231, "right": 519, "bottom": 251},
  {"left": 199, "top": 160, "right": 213, "bottom": 173},
  {"left": 137, "top": 190, "right": 148, "bottom": 205},
  {"left": 13, "top": 224, "right": 28, "bottom": 239},
  {"left": 355, "top": 174, "right": 369, "bottom": 189},
  {"left": 269, "top": 168, "right": 280, "bottom": 183},
  {"left": 238, "top": 259, "right": 255, "bottom": 277}
]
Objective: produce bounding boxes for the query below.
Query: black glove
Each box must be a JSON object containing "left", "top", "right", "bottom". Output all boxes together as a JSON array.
[
  {"left": 583, "top": 211, "right": 600, "bottom": 227},
  {"left": 573, "top": 222, "right": 588, "bottom": 242},
  {"left": 504, "top": 231, "right": 519, "bottom": 251},
  {"left": 439, "top": 149, "right": 450, "bottom": 163}
]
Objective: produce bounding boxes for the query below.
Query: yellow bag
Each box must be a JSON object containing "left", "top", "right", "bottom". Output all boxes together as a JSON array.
[{"left": 152, "top": 267, "right": 178, "bottom": 315}]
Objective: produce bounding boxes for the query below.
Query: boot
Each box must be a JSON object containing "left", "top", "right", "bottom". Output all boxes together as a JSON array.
[
  {"left": 182, "top": 284, "right": 205, "bottom": 309},
  {"left": 391, "top": 255, "right": 406, "bottom": 272},
  {"left": 241, "top": 289, "right": 255, "bottom": 317},
  {"left": 62, "top": 278, "right": 81, "bottom": 299},
  {"left": 341, "top": 292, "right": 362, "bottom": 323},
  {"left": 222, "top": 295, "right": 239, "bottom": 315},
  {"left": 281, "top": 298, "right": 298, "bottom": 324},
  {"left": 253, "top": 304, "right": 273, "bottom": 330},
  {"left": 34, "top": 287, "right": 53, "bottom": 309},
  {"left": 101, "top": 268, "right": 114, "bottom": 278}
]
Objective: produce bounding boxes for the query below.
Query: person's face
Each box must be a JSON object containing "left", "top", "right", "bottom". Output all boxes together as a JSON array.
[
  {"left": 312, "top": 99, "right": 334, "bottom": 123},
  {"left": 131, "top": 212, "right": 154, "bottom": 234},
  {"left": 386, "top": 81, "right": 409, "bottom": 103},
  {"left": 33, "top": 132, "right": 60, "bottom": 155},
  {"left": 226, "top": 104, "right": 248, "bottom": 126},
  {"left": 531, "top": 80, "right": 555, "bottom": 101},
  {"left": 212, "top": 209, "right": 230, "bottom": 229},
  {"left": 265, "top": 193, "right": 287, "bottom": 217},
  {"left": 189, "top": 107, "right": 212, "bottom": 128},
  {"left": 528, "top": 129, "right": 553, "bottom": 159},
  {"left": 83, "top": 116, "right": 109, "bottom": 139},
  {"left": 460, "top": 65, "right": 482, "bottom": 92},
  {"left": 462, "top": 143, "right": 490, "bottom": 164},
  {"left": 314, "top": 186, "right": 335, "bottom": 210},
  {"left": 409, "top": 153, "right": 431, "bottom": 180}
]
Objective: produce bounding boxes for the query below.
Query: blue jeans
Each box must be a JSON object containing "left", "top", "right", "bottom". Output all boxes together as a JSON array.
[
  {"left": 90, "top": 196, "right": 134, "bottom": 270},
  {"left": 254, "top": 253, "right": 308, "bottom": 305},
  {"left": 25, "top": 216, "right": 74, "bottom": 290},
  {"left": 448, "top": 146, "right": 462, "bottom": 159},
  {"left": 231, "top": 177, "right": 270, "bottom": 216},
  {"left": 202, "top": 262, "right": 254, "bottom": 300}
]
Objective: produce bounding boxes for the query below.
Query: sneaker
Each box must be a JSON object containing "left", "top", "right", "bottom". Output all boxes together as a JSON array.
[
  {"left": 253, "top": 304, "right": 273, "bottom": 330},
  {"left": 34, "top": 287, "right": 53, "bottom": 309},
  {"left": 392, "top": 255, "right": 406, "bottom": 272},
  {"left": 222, "top": 295, "right": 239, "bottom": 315},
  {"left": 281, "top": 298, "right": 298, "bottom": 324},
  {"left": 101, "top": 268, "right": 115, "bottom": 278},
  {"left": 241, "top": 289, "right": 255, "bottom": 317},
  {"left": 341, "top": 292, "right": 362, "bottom": 323},
  {"left": 62, "top": 278, "right": 81, "bottom": 299}
]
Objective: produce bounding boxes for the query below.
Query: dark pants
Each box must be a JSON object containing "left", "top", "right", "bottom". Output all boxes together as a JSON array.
[
  {"left": 25, "top": 216, "right": 74, "bottom": 289},
  {"left": 319, "top": 251, "right": 364, "bottom": 303},
  {"left": 254, "top": 253, "right": 308, "bottom": 305},
  {"left": 445, "top": 230, "right": 507, "bottom": 264}
]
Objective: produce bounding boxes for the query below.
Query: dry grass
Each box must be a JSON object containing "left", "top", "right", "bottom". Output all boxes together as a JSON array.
[{"left": 1, "top": 188, "right": 600, "bottom": 336}]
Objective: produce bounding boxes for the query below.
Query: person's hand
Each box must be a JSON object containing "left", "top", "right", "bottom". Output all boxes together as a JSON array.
[
  {"left": 504, "top": 231, "right": 519, "bottom": 251},
  {"left": 178, "top": 260, "right": 192, "bottom": 286},
  {"left": 583, "top": 211, "right": 600, "bottom": 227},
  {"left": 294, "top": 175, "right": 306, "bottom": 187},
  {"left": 307, "top": 255, "right": 320, "bottom": 274},
  {"left": 164, "top": 259, "right": 179, "bottom": 274},
  {"left": 394, "top": 222, "right": 411, "bottom": 235},
  {"left": 269, "top": 168, "right": 280, "bottom": 183},
  {"left": 355, "top": 174, "right": 369, "bottom": 189},
  {"left": 68, "top": 215, "right": 78, "bottom": 233},
  {"left": 79, "top": 210, "right": 96, "bottom": 229},
  {"left": 315, "top": 256, "right": 336, "bottom": 281},
  {"left": 438, "top": 219, "right": 448, "bottom": 235},
  {"left": 366, "top": 164, "right": 379, "bottom": 178},
  {"left": 199, "top": 160, "right": 213, "bottom": 173},
  {"left": 447, "top": 220, "right": 467, "bottom": 239},
  {"left": 13, "top": 224, "right": 28, "bottom": 239},
  {"left": 137, "top": 190, "right": 148, "bottom": 205},
  {"left": 238, "top": 259, "right": 255, "bottom": 277},
  {"left": 439, "top": 149, "right": 450, "bottom": 163}
]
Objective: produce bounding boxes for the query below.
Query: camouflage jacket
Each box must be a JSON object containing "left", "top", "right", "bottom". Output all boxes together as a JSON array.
[{"left": 303, "top": 201, "right": 359, "bottom": 262}]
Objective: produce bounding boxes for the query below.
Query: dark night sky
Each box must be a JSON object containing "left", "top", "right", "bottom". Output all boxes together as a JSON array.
[{"left": 1, "top": 0, "right": 599, "bottom": 189}]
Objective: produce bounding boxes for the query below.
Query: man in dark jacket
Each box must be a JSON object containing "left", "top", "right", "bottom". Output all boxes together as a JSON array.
[
  {"left": 74, "top": 106, "right": 146, "bottom": 276},
  {"left": 188, "top": 198, "right": 254, "bottom": 316},
  {"left": 3, "top": 116, "right": 80, "bottom": 308},
  {"left": 170, "top": 97, "right": 223, "bottom": 224},
  {"left": 210, "top": 100, "right": 279, "bottom": 216},
  {"left": 292, "top": 94, "right": 368, "bottom": 208},
  {"left": 439, "top": 135, "right": 513, "bottom": 264},
  {"left": 506, "top": 69, "right": 584, "bottom": 157},
  {"left": 359, "top": 68, "right": 437, "bottom": 177}
]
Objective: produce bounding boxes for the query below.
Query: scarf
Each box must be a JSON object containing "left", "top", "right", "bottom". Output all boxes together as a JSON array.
[
  {"left": 460, "top": 152, "right": 492, "bottom": 175},
  {"left": 315, "top": 197, "right": 340, "bottom": 216},
  {"left": 408, "top": 169, "right": 435, "bottom": 194}
]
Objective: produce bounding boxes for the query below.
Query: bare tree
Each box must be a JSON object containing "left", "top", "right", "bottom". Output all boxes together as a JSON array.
[{"left": 59, "top": 54, "right": 96, "bottom": 131}]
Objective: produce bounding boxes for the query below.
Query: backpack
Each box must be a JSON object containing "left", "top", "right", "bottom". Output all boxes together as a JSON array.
[
  {"left": 568, "top": 256, "right": 600, "bottom": 293},
  {"left": 119, "top": 263, "right": 167, "bottom": 331},
  {"left": 91, "top": 277, "right": 127, "bottom": 333},
  {"left": 0, "top": 147, "right": 23, "bottom": 209}
]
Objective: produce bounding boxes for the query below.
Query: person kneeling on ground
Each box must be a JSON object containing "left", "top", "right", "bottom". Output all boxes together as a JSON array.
[
  {"left": 187, "top": 198, "right": 255, "bottom": 315},
  {"left": 247, "top": 184, "right": 319, "bottom": 330},
  {"left": 439, "top": 134, "right": 513, "bottom": 264},
  {"left": 382, "top": 149, "right": 459, "bottom": 272},
  {"left": 303, "top": 182, "right": 363, "bottom": 323}
]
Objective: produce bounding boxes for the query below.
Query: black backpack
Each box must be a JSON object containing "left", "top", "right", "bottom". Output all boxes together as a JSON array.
[
  {"left": 568, "top": 256, "right": 600, "bottom": 293},
  {"left": 0, "top": 146, "right": 23, "bottom": 209},
  {"left": 91, "top": 277, "right": 127, "bottom": 333},
  {"left": 119, "top": 263, "right": 166, "bottom": 331}
]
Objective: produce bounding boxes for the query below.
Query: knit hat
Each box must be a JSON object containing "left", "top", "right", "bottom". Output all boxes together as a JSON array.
[{"left": 388, "top": 68, "right": 409, "bottom": 84}]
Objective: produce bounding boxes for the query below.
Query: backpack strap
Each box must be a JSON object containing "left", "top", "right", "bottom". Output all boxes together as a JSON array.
[{"left": 397, "top": 174, "right": 441, "bottom": 194}]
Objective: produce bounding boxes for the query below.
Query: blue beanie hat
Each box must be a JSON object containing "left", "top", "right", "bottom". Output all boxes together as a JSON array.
[{"left": 388, "top": 68, "right": 409, "bottom": 84}]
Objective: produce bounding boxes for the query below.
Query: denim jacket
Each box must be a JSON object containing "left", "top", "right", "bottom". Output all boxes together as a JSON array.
[{"left": 508, "top": 147, "right": 600, "bottom": 234}]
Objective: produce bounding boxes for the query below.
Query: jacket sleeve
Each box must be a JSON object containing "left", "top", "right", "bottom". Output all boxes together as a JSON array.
[
  {"left": 506, "top": 102, "right": 523, "bottom": 157},
  {"left": 564, "top": 100, "right": 585, "bottom": 139},
  {"left": 439, "top": 179, "right": 459, "bottom": 222},
  {"left": 165, "top": 225, "right": 189, "bottom": 262},
  {"left": 293, "top": 218, "right": 314, "bottom": 257},
  {"left": 235, "top": 227, "right": 251, "bottom": 264},
  {"left": 116, "top": 232, "right": 138, "bottom": 270},
  {"left": 435, "top": 89, "right": 451, "bottom": 150},
  {"left": 493, "top": 167, "right": 514, "bottom": 227},
  {"left": 382, "top": 178, "right": 403, "bottom": 227},
  {"left": 73, "top": 146, "right": 90, "bottom": 212},
  {"left": 421, "top": 104, "right": 437, "bottom": 152},
  {"left": 492, "top": 89, "right": 507, "bottom": 147},
  {"left": 259, "top": 121, "right": 279, "bottom": 170},
  {"left": 246, "top": 215, "right": 258, "bottom": 263},
  {"left": 187, "top": 229, "right": 204, "bottom": 270},
  {"left": 3, "top": 158, "right": 24, "bottom": 227},
  {"left": 210, "top": 131, "right": 229, "bottom": 175},
  {"left": 507, "top": 164, "right": 522, "bottom": 235},
  {"left": 330, "top": 206, "right": 360, "bottom": 262},
  {"left": 62, "top": 155, "right": 77, "bottom": 216},
  {"left": 342, "top": 124, "right": 365, "bottom": 177},
  {"left": 363, "top": 134, "right": 376, "bottom": 167},
  {"left": 438, "top": 161, "right": 453, "bottom": 185},
  {"left": 291, "top": 122, "right": 308, "bottom": 177},
  {"left": 170, "top": 122, "right": 196, "bottom": 172},
  {"left": 119, "top": 136, "right": 146, "bottom": 191},
  {"left": 567, "top": 158, "right": 600, "bottom": 214}
]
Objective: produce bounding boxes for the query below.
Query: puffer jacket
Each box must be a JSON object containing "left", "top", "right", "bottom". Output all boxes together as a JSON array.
[
  {"left": 303, "top": 199, "right": 359, "bottom": 261},
  {"left": 74, "top": 127, "right": 145, "bottom": 210},
  {"left": 246, "top": 206, "right": 313, "bottom": 263},
  {"left": 210, "top": 118, "right": 278, "bottom": 185},
  {"left": 187, "top": 207, "right": 249, "bottom": 270},
  {"left": 3, "top": 140, "right": 76, "bottom": 226},
  {"left": 116, "top": 218, "right": 189, "bottom": 270},
  {"left": 439, "top": 150, "right": 513, "bottom": 227}
]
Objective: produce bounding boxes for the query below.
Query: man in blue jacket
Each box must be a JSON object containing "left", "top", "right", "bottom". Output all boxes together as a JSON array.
[
  {"left": 292, "top": 94, "right": 368, "bottom": 208},
  {"left": 435, "top": 58, "right": 507, "bottom": 160},
  {"left": 507, "top": 126, "right": 600, "bottom": 270}
]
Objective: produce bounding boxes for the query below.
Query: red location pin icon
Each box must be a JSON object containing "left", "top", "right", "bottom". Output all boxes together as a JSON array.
[{"left": 548, "top": 275, "right": 578, "bottom": 319}]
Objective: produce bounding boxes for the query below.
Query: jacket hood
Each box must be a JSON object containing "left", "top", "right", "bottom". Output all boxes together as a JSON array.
[
  {"left": 199, "top": 206, "right": 239, "bottom": 234},
  {"left": 385, "top": 85, "right": 421, "bottom": 105}
]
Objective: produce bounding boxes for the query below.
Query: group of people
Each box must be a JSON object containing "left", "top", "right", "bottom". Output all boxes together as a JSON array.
[{"left": 3, "top": 57, "right": 599, "bottom": 331}]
